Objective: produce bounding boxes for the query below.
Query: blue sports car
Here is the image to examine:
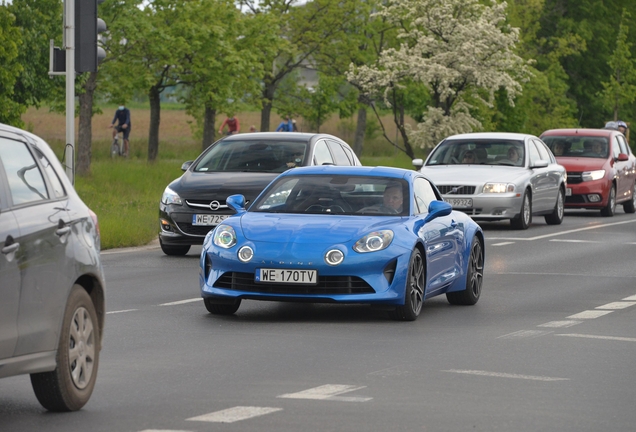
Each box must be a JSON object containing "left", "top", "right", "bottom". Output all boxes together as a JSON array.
[{"left": 199, "top": 166, "right": 485, "bottom": 321}]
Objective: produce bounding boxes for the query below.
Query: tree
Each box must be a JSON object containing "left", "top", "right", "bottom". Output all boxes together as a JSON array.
[
  {"left": 598, "top": 9, "right": 636, "bottom": 122},
  {"left": 348, "top": 0, "right": 530, "bottom": 157},
  {"left": 0, "top": 5, "right": 24, "bottom": 125}
]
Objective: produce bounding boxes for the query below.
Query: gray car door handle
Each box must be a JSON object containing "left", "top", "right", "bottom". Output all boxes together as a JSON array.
[
  {"left": 56, "top": 226, "right": 71, "bottom": 237},
  {"left": 2, "top": 242, "right": 19, "bottom": 255}
]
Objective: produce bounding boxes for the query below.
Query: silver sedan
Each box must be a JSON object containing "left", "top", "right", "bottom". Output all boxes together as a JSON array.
[{"left": 413, "top": 132, "right": 567, "bottom": 229}]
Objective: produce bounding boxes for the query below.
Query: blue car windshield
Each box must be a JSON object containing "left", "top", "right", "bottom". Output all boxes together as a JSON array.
[
  {"left": 193, "top": 139, "right": 308, "bottom": 173},
  {"left": 426, "top": 139, "right": 525, "bottom": 167},
  {"left": 251, "top": 175, "right": 409, "bottom": 216}
]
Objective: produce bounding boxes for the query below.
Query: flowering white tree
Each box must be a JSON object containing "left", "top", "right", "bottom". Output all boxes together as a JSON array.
[{"left": 348, "top": 0, "right": 530, "bottom": 154}]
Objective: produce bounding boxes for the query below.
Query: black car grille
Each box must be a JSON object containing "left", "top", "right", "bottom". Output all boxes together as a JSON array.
[
  {"left": 186, "top": 199, "right": 226, "bottom": 209},
  {"left": 566, "top": 172, "right": 582, "bottom": 184},
  {"left": 438, "top": 185, "right": 476, "bottom": 195},
  {"left": 456, "top": 208, "right": 483, "bottom": 216},
  {"left": 176, "top": 222, "right": 214, "bottom": 236},
  {"left": 566, "top": 195, "right": 587, "bottom": 204},
  {"left": 214, "top": 272, "right": 375, "bottom": 295}
]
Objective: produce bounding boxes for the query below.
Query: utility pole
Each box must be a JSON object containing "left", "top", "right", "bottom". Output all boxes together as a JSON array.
[{"left": 65, "top": 0, "right": 75, "bottom": 185}]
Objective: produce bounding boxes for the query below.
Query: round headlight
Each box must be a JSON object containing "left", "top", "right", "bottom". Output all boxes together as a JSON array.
[
  {"left": 325, "top": 249, "right": 344, "bottom": 266},
  {"left": 213, "top": 225, "right": 237, "bottom": 248},
  {"left": 365, "top": 235, "right": 384, "bottom": 251},
  {"left": 238, "top": 246, "right": 254, "bottom": 262}
]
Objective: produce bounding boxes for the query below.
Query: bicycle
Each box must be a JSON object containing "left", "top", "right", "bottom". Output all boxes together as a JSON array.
[{"left": 110, "top": 130, "right": 129, "bottom": 158}]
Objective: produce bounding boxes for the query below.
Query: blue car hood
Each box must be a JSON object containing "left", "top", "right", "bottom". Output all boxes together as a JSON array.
[{"left": 239, "top": 213, "right": 398, "bottom": 243}]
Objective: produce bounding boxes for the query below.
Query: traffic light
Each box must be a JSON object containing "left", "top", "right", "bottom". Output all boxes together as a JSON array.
[{"left": 75, "top": 0, "right": 107, "bottom": 73}]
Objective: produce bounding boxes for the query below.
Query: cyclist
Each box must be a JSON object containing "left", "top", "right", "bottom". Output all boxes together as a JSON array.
[
  {"left": 109, "top": 104, "right": 131, "bottom": 156},
  {"left": 219, "top": 114, "right": 240, "bottom": 135}
]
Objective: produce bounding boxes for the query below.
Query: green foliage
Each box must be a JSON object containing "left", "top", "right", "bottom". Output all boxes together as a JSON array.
[{"left": 0, "top": 5, "right": 24, "bottom": 125}]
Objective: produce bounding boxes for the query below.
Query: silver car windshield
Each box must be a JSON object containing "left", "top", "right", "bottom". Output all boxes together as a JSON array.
[
  {"left": 427, "top": 139, "right": 525, "bottom": 167},
  {"left": 194, "top": 139, "right": 308, "bottom": 173}
]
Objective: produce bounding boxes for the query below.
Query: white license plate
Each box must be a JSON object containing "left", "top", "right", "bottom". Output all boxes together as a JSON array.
[
  {"left": 446, "top": 198, "right": 473, "bottom": 208},
  {"left": 192, "top": 214, "right": 228, "bottom": 226},
  {"left": 566, "top": 188, "right": 572, "bottom": 196},
  {"left": 256, "top": 268, "right": 318, "bottom": 284}
]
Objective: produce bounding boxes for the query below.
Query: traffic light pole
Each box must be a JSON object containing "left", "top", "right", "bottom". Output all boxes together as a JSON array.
[{"left": 65, "top": 0, "right": 75, "bottom": 185}]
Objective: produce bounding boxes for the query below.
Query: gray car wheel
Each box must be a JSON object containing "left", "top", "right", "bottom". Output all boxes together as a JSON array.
[
  {"left": 545, "top": 188, "right": 564, "bottom": 225},
  {"left": 204, "top": 297, "right": 241, "bottom": 315},
  {"left": 601, "top": 185, "right": 616, "bottom": 217},
  {"left": 30, "top": 285, "right": 100, "bottom": 411},
  {"left": 623, "top": 183, "right": 636, "bottom": 214},
  {"left": 511, "top": 190, "right": 531, "bottom": 230},
  {"left": 389, "top": 248, "right": 425, "bottom": 321},
  {"left": 447, "top": 237, "right": 483, "bottom": 305}
]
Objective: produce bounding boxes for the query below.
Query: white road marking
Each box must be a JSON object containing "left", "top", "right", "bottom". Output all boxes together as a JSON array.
[
  {"left": 160, "top": 298, "right": 201, "bottom": 306},
  {"left": 556, "top": 333, "right": 636, "bottom": 343},
  {"left": 488, "top": 219, "right": 636, "bottom": 242},
  {"left": 538, "top": 320, "right": 582, "bottom": 328},
  {"left": 187, "top": 406, "right": 282, "bottom": 423},
  {"left": 595, "top": 301, "right": 636, "bottom": 310},
  {"left": 622, "top": 294, "right": 636, "bottom": 301},
  {"left": 106, "top": 309, "right": 138, "bottom": 315},
  {"left": 567, "top": 310, "right": 613, "bottom": 319},
  {"left": 139, "top": 430, "right": 192, "bottom": 432},
  {"left": 497, "top": 330, "right": 552, "bottom": 339},
  {"left": 549, "top": 239, "right": 600, "bottom": 243},
  {"left": 278, "top": 384, "right": 372, "bottom": 402},
  {"left": 442, "top": 369, "right": 569, "bottom": 382},
  {"left": 491, "top": 242, "right": 515, "bottom": 246}
]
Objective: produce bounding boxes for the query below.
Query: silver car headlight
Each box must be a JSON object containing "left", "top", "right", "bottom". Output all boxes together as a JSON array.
[
  {"left": 161, "top": 187, "right": 182, "bottom": 205},
  {"left": 213, "top": 225, "right": 237, "bottom": 248},
  {"left": 483, "top": 183, "right": 515, "bottom": 193},
  {"left": 353, "top": 230, "right": 394, "bottom": 253},
  {"left": 581, "top": 170, "right": 605, "bottom": 182}
]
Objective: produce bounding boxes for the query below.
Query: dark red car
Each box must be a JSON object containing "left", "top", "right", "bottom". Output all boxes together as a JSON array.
[{"left": 540, "top": 128, "right": 636, "bottom": 216}]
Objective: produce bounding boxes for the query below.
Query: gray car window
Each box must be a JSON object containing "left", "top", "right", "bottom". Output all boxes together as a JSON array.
[
  {"left": 34, "top": 148, "right": 66, "bottom": 199},
  {"left": 314, "top": 140, "right": 334, "bottom": 165},
  {"left": 0, "top": 138, "right": 49, "bottom": 206},
  {"left": 413, "top": 177, "right": 437, "bottom": 215},
  {"left": 534, "top": 139, "right": 551, "bottom": 162},
  {"left": 528, "top": 141, "right": 542, "bottom": 165},
  {"left": 342, "top": 145, "right": 357, "bottom": 165},
  {"left": 612, "top": 136, "right": 621, "bottom": 158},
  {"left": 326, "top": 140, "right": 351, "bottom": 166},
  {"left": 617, "top": 135, "right": 630, "bottom": 155}
]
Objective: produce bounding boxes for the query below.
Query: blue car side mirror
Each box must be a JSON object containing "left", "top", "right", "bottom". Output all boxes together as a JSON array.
[
  {"left": 423, "top": 200, "right": 452, "bottom": 223},
  {"left": 226, "top": 194, "right": 247, "bottom": 214}
]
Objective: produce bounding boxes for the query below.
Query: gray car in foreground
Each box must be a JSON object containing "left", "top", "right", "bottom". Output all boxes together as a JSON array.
[
  {"left": 413, "top": 132, "right": 566, "bottom": 229},
  {"left": 0, "top": 123, "right": 105, "bottom": 411}
]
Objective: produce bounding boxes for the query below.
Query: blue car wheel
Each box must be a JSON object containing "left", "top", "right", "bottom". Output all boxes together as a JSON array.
[
  {"left": 390, "top": 248, "right": 425, "bottom": 321},
  {"left": 447, "top": 238, "right": 483, "bottom": 305}
]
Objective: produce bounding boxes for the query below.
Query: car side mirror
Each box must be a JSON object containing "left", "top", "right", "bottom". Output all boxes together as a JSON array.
[
  {"left": 412, "top": 158, "right": 424, "bottom": 170},
  {"left": 226, "top": 194, "right": 247, "bottom": 215},
  {"left": 423, "top": 200, "right": 452, "bottom": 223},
  {"left": 531, "top": 159, "right": 549, "bottom": 169},
  {"left": 617, "top": 153, "right": 629, "bottom": 162},
  {"left": 181, "top": 161, "right": 193, "bottom": 171}
]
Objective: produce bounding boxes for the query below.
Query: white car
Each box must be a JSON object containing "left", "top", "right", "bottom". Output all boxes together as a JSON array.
[{"left": 413, "top": 132, "right": 567, "bottom": 229}]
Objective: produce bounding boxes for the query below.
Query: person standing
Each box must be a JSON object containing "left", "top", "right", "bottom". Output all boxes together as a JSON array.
[
  {"left": 219, "top": 114, "right": 240, "bottom": 135},
  {"left": 109, "top": 104, "right": 131, "bottom": 156}
]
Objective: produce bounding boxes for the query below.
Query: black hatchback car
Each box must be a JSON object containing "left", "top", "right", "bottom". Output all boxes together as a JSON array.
[
  {"left": 159, "top": 132, "right": 361, "bottom": 255},
  {"left": 0, "top": 123, "right": 105, "bottom": 411}
]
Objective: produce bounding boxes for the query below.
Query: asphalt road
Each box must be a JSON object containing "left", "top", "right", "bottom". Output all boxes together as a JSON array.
[{"left": 1, "top": 208, "right": 635, "bottom": 432}]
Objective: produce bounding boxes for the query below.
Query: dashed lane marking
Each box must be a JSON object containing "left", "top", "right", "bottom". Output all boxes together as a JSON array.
[
  {"left": 555, "top": 333, "right": 636, "bottom": 343},
  {"left": 491, "top": 242, "right": 515, "bottom": 246},
  {"left": 567, "top": 310, "right": 614, "bottom": 319},
  {"left": 442, "top": 369, "right": 569, "bottom": 382},
  {"left": 106, "top": 309, "right": 138, "bottom": 315},
  {"left": 160, "top": 298, "right": 201, "bottom": 306},
  {"left": 549, "top": 239, "right": 600, "bottom": 243},
  {"left": 278, "top": 384, "right": 372, "bottom": 402},
  {"left": 497, "top": 330, "right": 552, "bottom": 339},
  {"left": 622, "top": 294, "right": 636, "bottom": 301},
  {"left": 187, "top": 407, "right": 282, "bottom": 423},
  {"left": 538, "top": 320, "right": 582, "bottom": 328},
  {"left": 139, "top": 430, "right": 192, "bottom": 432},
  {"left": 488, "top": 219, "right": 636, "bottom": 242},
  {"left": 595, "top": 301, "right": 636, "bottom": 310}
]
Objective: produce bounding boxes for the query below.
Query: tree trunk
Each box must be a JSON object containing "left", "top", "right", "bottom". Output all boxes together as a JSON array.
[
  {"left": 260, "top": 83, "right": 276, "bottom": 132},
  {"left": 148, "top": 85, "right": 161, "bottom": 161},
  {"left": 353, "top": 105, "right": 367, "bottom": 157},
  {"left": 77, "top": 72, "right": 98, "bottom": 176},
  {"left": 202, "top": 105, "right": 216, "bottom": 151}
]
